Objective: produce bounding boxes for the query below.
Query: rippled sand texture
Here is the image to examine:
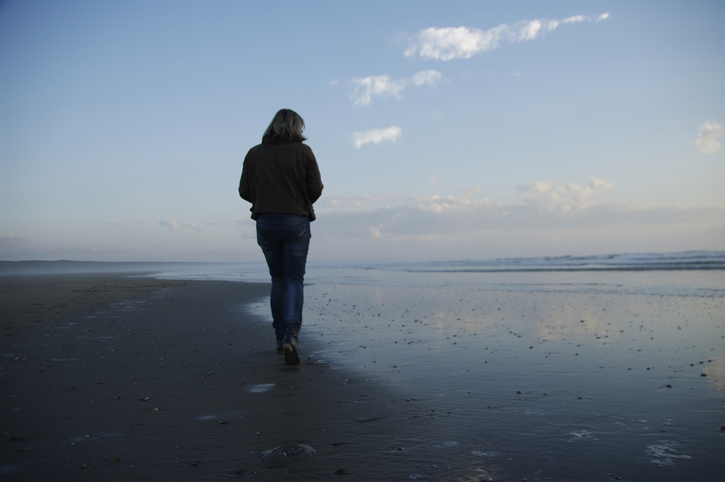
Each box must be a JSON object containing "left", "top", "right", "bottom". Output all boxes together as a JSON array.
[{"left": 301, "top": 272, "right": 725, "bottom": 481}]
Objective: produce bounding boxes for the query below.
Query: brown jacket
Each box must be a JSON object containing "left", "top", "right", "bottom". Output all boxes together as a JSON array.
[{"left": 239, "top": 141, "right": 323, "bottom": 220}]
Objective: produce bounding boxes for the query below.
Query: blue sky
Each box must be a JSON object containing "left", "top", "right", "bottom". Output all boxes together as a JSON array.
[{"left": 1, "top": 0, "right": 723, "bottom": 262}]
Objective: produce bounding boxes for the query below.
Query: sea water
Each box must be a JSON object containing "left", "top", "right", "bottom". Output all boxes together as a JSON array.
[
  {"left": 3, "top": 252, "right": 722, "bottom": 479},
  {"left": 145, "top": 251, "right": 725, "bottom": 481}
]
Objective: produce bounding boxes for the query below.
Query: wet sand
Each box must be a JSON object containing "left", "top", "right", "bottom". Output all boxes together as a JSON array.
[
  {"left": 0, "top": 274, "right": 434, "bottom": 480},
  {"left": 301, "top": 277, "right": 725, "bottom": 481},
  {"left": 2, "top": 271, "right": 724, "bottom": 481}
]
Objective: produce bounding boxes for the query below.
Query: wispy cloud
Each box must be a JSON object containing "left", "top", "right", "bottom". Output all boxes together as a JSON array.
[
  {"left": 352, "top": 126, "right": 402, "bottom": 148},
  {"left": 404, "top": 13, "right": 610, "bottom": 61},
  {"left": 416, "top": 173, "right": 443, "bottom": 183},
  {"left": 695, "top": 120, "right": 723, "bottom": 155},
  {"left": 321, "top": 179, "right": 613, "bottom": 217},
  {"left": 348, "top": 70, "right": 442, "bottom": 105},
  {"left": 312, "top": 178, "right": 723, "bottom": 259},
  {"left": 159, "top": 220, "right": 202, "bottom": 231},
  {"left": 322, "top": 193, "right": 403, "bottom": 209},
  {"left": 0, "top": 233, "right": 29, "bottom": 250},
  {"left": 409, "top": 69, "right": 443, "bottom": 86},
  {"left": 160, "top": 219, "right": 181, "bottom": 231},
  {"left": 349, "top": 75, "right": 405, "bottom": 105}
]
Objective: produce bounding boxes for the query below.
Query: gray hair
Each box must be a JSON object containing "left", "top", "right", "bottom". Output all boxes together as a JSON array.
[{"left": 262, "top": 109, "right": 307, "bottom": 143}]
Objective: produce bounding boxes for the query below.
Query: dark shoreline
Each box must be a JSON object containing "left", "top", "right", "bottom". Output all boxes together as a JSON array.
[
  {"left": 0, "top": 274, "right": 436, "bottom": 480},
  {"left": 0, "top": 261, "right": 229, "bottom": 277}
]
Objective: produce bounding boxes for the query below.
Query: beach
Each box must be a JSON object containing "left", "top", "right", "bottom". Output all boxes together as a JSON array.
[
  {"left": 0, "top": 273, "right": 424, "bottom": 480},
  {"left": 1, "top": 259, "right": 724, "bottom": 481}
]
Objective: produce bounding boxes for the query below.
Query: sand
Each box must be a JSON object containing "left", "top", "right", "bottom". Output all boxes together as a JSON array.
[
  {"left": 0, "top": 274, "right": 425, "bottom": 480},
  {"left": 2, "top": 271, "right": 723, "bottom": 481}
]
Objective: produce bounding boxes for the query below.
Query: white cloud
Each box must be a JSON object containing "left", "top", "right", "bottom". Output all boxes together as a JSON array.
[
  {"left": 516, "top": 177, "right": 614, "bottom": 213},
  {"left": 348, "top": 70, "right": 442, "bottom": 105},
  {"left": 404, "top": 13, "right": 610, "bottom": 60},
  {"left": 414, "top": 186, "right": 485, "bottom": 213},
  {"left": 349, "top": 75, "right": 405, "bottom": 106},
  {"left": 695, "top": 120, "right": 723, "bottom": 155},
  {"left": 409, "top": 69, "right": 443, "bottom": 86},
  {"left": 562, "top": 15, "right": 586, "bottom": 24},
  {"left": 352, "top": 126, "right": 402, "bottom": 148}
]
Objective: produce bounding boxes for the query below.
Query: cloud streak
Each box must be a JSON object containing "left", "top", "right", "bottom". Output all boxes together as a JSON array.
[
  {"left": 352, "top": 126, "right": 402, "bottom": 148},
  {"left": 695, "top": 120, "right": 723, "bottom": 155},
  {"left": 0, "top": 233, "right": 30, "bottom": 250},
  {"left": 404, "top": 13, "right": 609, "bottom": 61},
  {"left": 159, "top": 220, "right": 202, "bottom": 231},
  {"left": 348, "top": 69, "right": 442, "bottom": 105},
  {"left": 320, "top": 178, "right": 614, "bottom": 218},
  {"left": 313, "top": 178, "right": 723, "bottom": 259},
  {"left": 516, "top": 177, "right": 614, "bottom": 213}
]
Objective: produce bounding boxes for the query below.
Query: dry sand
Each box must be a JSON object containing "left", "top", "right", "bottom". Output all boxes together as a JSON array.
[{"left": 0, "top": 274, "right": 427, "bottom": 480}]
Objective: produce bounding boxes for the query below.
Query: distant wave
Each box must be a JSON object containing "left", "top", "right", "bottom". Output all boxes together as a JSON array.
[
  {"left": 407, "top": 250, "right": 725, "bottom": 273},
  {"left": 2, "top": 250, "right": 723, "bottom": 276}
]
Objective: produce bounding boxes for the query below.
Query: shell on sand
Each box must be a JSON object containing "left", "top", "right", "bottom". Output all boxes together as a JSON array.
[{"left": 260, "top": 444, "right": 316, "bottom": 464}]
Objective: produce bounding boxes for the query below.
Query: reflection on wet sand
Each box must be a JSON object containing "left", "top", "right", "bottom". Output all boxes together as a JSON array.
[{"left": 293, "top": 270, "right": 724, "bottom": 481}]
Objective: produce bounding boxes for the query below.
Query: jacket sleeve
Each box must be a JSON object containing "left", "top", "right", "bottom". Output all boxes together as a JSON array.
[
  {"left": 306, "top": 152, "right": 323, "bottom": 205},
  {"left": 239, "top": 153, "right": 252, "bottom": 203}
]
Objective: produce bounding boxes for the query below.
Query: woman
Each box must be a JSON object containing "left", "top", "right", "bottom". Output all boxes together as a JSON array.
[{"left": 239, "top": 109, "right": 323, "bottom": 365}]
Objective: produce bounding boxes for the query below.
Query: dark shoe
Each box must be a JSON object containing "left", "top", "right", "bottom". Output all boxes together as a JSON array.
[
  {"left": 276, "top": 333, "right": 285, "bottom": 355},
  {"left": 282, "top": 333, "right": 300, "bottom": 366}
]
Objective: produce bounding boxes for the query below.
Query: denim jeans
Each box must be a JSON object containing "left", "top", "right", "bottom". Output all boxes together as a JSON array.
[{"left": 255, "top": 214, "right": 311, "bottom": 336}]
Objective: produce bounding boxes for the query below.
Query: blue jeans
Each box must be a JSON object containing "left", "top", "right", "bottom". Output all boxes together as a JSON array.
[{"left": 256, "top": 214, "right": 311, "bottom": 336}]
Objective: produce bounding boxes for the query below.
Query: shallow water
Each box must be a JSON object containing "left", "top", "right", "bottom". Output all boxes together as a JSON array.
[
  {"left": 271, "top": 268, "right": 725, "bottom": 481},
  {"left": 145, "top": 259, "right": 725, "bottom": 480}
]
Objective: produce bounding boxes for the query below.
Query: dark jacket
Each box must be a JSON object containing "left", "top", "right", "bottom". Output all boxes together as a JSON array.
[{"left": 239, "top": 141, "right": 323, "bottom": 221}]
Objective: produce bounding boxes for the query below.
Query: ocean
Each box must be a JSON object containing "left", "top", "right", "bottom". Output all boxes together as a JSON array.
[{"left": 156, "top": 250, "right": 725, "bottom": 480}]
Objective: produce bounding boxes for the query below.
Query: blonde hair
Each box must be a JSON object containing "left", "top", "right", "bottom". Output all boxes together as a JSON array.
[{"left": 262, "top": 109, "right": 307, "bottom": 143}]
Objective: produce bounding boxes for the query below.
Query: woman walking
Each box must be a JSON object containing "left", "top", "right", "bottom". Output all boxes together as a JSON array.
[{"left": 239, "top": 109, "right": 323, "bottom": 365}]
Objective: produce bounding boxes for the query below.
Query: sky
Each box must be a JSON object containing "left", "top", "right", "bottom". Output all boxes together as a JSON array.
[{"left": 1, "top": 0, "right": 724, "bottom": 263}]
